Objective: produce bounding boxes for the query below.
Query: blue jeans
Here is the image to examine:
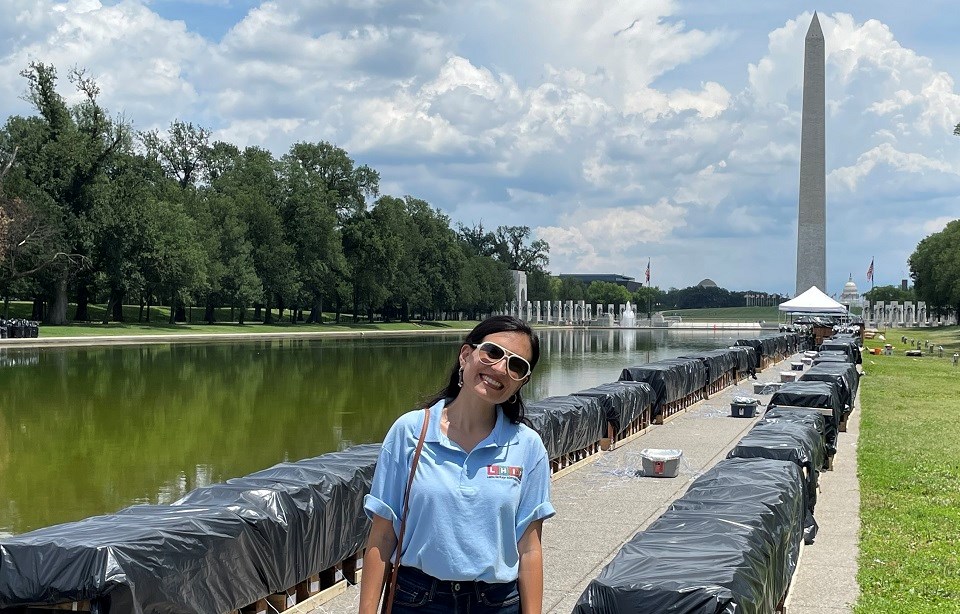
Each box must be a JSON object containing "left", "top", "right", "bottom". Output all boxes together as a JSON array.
[{"left": 390, "top": 566, "right": 521, "bottom": 614}]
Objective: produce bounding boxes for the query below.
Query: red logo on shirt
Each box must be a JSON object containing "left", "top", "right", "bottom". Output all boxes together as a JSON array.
[{"left": 487, "top": 465, "right": 523, "bottom": 481}]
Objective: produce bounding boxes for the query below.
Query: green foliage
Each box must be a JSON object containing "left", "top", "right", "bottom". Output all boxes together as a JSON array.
[
  {"left": 909, "top": 220, "right": 960, "bottom": 316},
  {"left": 586, "top": 281, "right": 632, "bottom": 305},
  {"left": 1, "top": 64, "right": 532, "bottom": 326},
  {"left": 856, "top": 332, "right": 960, "bottom": 612},
  {"left": 525, "top": 269, "right": 554, "bottom": 302},
  {"left": 862, "top": 284, "right": 915, "bottom": 304},
  {"left": 632, "top": 286, "right": 665, "bottom": 312}
]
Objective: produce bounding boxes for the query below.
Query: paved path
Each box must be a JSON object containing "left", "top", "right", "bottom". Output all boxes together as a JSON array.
[{"left": 310, "top": 355, "right": 860, "bottom": 613}]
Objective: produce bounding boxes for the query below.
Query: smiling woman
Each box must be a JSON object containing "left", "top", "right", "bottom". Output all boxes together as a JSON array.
[{"left": 358, "top": 315, "right": 555, "bottom": 614}]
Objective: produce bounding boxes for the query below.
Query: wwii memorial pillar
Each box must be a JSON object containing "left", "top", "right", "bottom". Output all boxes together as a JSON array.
[{"left": 795, "top": 12, "right": 826, "bottom": 296}]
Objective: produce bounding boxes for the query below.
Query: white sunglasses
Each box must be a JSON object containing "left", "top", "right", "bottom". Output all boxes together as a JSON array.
[{"left": 469, "top": 341, "right": 532, "bottom": 381}]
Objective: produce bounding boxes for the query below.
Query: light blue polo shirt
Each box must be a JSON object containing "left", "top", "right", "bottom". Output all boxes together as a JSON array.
[{"left": 363, "top": 398, "right": 556, "bottom": 583}]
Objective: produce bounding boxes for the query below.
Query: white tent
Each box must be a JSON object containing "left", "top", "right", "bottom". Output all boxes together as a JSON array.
[{"left": 778, "top": 286, "right": 848, "bottom": 314}]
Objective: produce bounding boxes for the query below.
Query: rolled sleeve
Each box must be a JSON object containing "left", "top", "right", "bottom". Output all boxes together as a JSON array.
[
  {"left": 363, "top": 438, "right": 405, "bottom": 530},
  {"left": 515, "top": 454, "right": 556, "bottom": 541}
]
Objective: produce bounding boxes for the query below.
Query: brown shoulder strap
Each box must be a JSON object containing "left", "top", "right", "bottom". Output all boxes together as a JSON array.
[{"left": 381, "top": 407, "right": 430, "bottom": 614}]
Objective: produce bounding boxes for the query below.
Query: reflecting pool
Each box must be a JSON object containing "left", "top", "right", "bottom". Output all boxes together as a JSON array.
[{"left": 0, "top": 327, "right": 756, "bottom": 534}]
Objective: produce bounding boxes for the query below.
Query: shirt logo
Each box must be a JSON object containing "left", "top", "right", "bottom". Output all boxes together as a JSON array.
[{"left": 487, "top": 464, "right": 523, "bottom": 481}]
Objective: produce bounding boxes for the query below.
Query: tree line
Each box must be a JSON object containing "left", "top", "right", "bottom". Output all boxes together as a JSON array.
[
  {"left": 0, "top": 63, "right": 549, "bottom": 324},
  {"left": 525, "top": 278, "right": 785, "bottom": 313},
  {"left": 909, "top": 219, "right": 960, "bottom": 318}
]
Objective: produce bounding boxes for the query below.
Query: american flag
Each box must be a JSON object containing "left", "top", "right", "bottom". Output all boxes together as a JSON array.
[
  {"left": 645, "top": 259, "right": 651, "bottom": 284},
  {"left": 866, "top": 258, "right": 874, "bottom": 283}
]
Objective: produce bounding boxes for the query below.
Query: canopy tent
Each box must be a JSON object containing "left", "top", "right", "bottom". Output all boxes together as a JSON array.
[{"left": 779, "top": 286, "right": 848, "bottom": 315}]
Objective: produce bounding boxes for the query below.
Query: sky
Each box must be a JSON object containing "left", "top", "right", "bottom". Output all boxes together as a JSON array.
[{"left": 2, "top": 1, "right": 959, "bottom": 297}]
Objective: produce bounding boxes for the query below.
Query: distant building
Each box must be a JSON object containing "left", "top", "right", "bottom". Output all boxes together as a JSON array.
[
  {"left": 697, "top": 278, "right": 718, "bottom": 288},
  {"left": 558, "top": 273, "right": 641, "bottom": 292},
  {"left": 839, "top": 275, "right": 861, "bottom": 308}
]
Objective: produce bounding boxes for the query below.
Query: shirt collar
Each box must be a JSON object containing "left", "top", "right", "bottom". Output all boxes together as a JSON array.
[{"left": 424, "top": 398, "right": 519, "bottom": 449}]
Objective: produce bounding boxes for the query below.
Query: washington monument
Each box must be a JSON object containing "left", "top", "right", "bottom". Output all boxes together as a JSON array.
[{"left": 795, "top": 12, "right": 826, "bottom": 296}]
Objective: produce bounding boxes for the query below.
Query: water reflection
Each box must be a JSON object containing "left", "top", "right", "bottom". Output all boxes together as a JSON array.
[{"left": 0, "top": 328, "right": 752, "bottom": 534}]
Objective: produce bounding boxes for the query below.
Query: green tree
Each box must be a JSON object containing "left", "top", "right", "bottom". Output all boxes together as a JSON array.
[
  {"left": 525, "top": 270, "right": 554, "bottom": 302},
  {"left": 208, "top": 144, "right": 296, "bottom": 323},
  {"left": 586, "top": 281, "right": 632, "bottom": 305},
  {"left": 490, "top": 225, "right": 549, "bottom": 272},
  {"left": 557, "top": 276, "right": 587, "bottom": 301},
  {"left": 140, "top": 120, "right": 211, "bottom": 190},
  {"left": 633, "top": 286, "right": 665, "bottom": 314},
  {"left": 862, "top": 284, "right": 915, "bottom": 304},
  {"left": 909, "top": 220, "right": 960, "bottom": 316},
  {"left": 279, "top": 142, "right": 350, "bottom": 323},
  {"left": 140, "top": 198, "right": 207, "bottom": 323},
  {"left": 7, "top": 63, "right": 128, "bottom": 324}
]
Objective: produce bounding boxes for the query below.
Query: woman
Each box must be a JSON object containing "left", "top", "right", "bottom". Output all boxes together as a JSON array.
[{"left": 359, "top": 315, "right": 555, "bottom": 614}]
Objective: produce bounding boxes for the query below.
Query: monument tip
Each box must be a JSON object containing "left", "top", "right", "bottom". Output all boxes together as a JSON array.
[{"left": 806, "top": 12, "right": 823, "bottom": 39}]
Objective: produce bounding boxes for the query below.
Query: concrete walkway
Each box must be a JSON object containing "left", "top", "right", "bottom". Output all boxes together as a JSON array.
[{"left": 310, "top": 355, "right": 860, "bottom": 613}]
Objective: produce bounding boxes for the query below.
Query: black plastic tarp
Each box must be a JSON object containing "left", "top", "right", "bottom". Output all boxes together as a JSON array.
[
  {"left": 525, "top": 395, "right": 606, "bottom": 459},
  {"left": 819, "top": 340, "right": 862, "bottom": 364},
  {"left": 618, "top": 357, "right": 707, "bottom": 418},
  {"left": 571, "top": 381, "right": 654, "bottom": 436},
  {"left": 574, "top": 457, "right": 804, "bottom": 614},
  {"left": 734, "top": 339, "right": 763, "bottom": 368},
  {"left": 0, "top": 444, "right": 380, "bottom": 613},
  {"left": 814, "top": 350, "right": 853, "bottom": 364},
  {"left": 801, "top": 363, "right": 859, "bottom": 413},
  {"left": 727, "top": 422, "right": 823, "bottom": 540},
  {"left": 727, "top": 346, "right": 756, "bottom": 374},
  {"left": 761, "top": 407, "right": 827, "bottom": 454},
  {"left": 678, "top": 349, "right": 737, "bottom": 385},
  {"left": 808, "top": 361, "right": 860, "bottom": 400},
  {"left": 768, "top": 380, "right": 842, "bottom": 455}
]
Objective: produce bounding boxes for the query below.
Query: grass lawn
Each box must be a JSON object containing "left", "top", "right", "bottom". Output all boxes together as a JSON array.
[
  {"left": 856, "top": 326, "right": 960, "bottom": 612},
  {"left": 660, "top": 306, "right": 783, "bottom": 322},
  {"left": 32, "top": 320, "right": 475, "bottom": 337},
  {"left": 1, "top": 301, "right": 478, "bottom": 337}
]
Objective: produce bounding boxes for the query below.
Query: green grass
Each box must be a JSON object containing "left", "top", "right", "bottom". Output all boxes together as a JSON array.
[
  {"left": 868, "top": 325, "right": 960, "bottom": 354},
  {"left": 1, "top": 301, "right": 477, "bottom": 337},
  {"left": 856, "top": 327, "right": 960, "bottom": 612},
  {"left": 32, "top": 320, "right": 475, "bottom": 337}
]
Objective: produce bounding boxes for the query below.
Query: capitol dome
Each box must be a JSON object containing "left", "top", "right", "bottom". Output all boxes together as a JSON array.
[{"left": 840, "top": 275, "right": 860, "bottom": 305}]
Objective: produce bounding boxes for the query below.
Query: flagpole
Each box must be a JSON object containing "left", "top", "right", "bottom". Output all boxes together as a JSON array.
[{"left": 871, "top": 256, "right": 874, "bottom": 292}]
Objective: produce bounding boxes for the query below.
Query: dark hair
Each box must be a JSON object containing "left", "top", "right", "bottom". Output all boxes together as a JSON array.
[{"left": 425, "top": 315, "right": 540, "bottom": 424}]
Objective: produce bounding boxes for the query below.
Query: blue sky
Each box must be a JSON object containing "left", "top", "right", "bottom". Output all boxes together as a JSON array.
[{"left": 3, "top": 1, "right": 960, "bottom": 296}]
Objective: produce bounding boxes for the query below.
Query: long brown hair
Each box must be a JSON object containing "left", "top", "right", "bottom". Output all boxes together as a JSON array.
[{"left": 425, "top": 315, "right": 540, "bottom": 424}]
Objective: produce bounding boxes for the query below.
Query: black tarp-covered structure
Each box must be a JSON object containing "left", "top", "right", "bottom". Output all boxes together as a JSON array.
[
  {"left": 525, "top": 395, "right": 606, "bottom": 459},
  {"left": 819, "top": 339, "right": 862, "bottom": 364},
  {"left": 761, "top": 407, "right": 826, "bottom": 447},
  {"left": 813, "top": 350, "right": 853, "bottom": 365},
  {"left": 571, "top": 381, "right": 655, "bottom": 437},
  {"left": 727, "top": 346, "right": 756, "bottom": 374},
  {"left": 726, "top": 422, "right": 823, "bottom": 542},
  {"left": 618, "top": 357, "right": 707, "bottom": 419},
  {"left": 768, "top": 380, "right": 843, "bottom": 456},
  {"left": 574, "top": 457, "right": 804, "bottom": 614},
  {"left": 678, "top": 349, "right": 738, "bottom": 385},
  {"left": 801, "top": 363, "right": 859, "bottom": 414},
  {"left": 0, "top": 445, "right": 380, "bottom": 614},
  {"left": 734, "top": 339, "right": 763, "bottom": 368}
]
